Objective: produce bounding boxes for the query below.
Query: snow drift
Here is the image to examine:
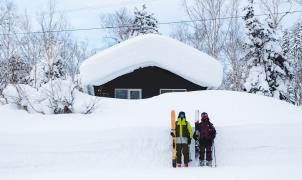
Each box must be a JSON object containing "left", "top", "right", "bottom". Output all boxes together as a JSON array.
[{"left": 0, "top": 90, "right": 301, "bottom": 180}]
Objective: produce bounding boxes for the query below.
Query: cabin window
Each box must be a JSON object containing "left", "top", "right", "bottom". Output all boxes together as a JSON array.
[
  {"left": 115, "top": 89, "right": 142, "bottom": 99},
  {"left": 160, "top": 89, "right": 187, "bottom": 94}
]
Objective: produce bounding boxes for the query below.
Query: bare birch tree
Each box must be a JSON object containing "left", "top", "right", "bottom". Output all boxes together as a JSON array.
[
  {"left": 181, "top": 0, "right": 228, "bottom": 59},
  {"left": 173, "top": 0, "right": 246, "bottom": 90},
  {"left": 0, "top": 0, "right": 21, "bottom": 92},
  {"left": 100, "top": 8, "right": 133, "bottom": 44},
  {"left": 35, "top": 0, "right": 68, "bottom": 84},
  {"left": 222, "top": 0, "right": 245, "bottom": 91},
  {"left": 18, "top": 12, "right": 42, "bottom": 88},
  {"left": 259, "top": 0, "right": 293, "bottom": 30}
]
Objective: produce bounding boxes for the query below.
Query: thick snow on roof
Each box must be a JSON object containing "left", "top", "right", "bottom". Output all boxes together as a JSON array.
[{"left": 80, "top": 34, "right": 223, "bottom": 88}]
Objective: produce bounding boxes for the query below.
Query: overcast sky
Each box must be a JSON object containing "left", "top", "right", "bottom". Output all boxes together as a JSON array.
[
  {"left": 11, "top": 0, "right": 302, "bottom": 51},
  {"left": 12, "top": 0, "right": 185, "bottom": 50}
]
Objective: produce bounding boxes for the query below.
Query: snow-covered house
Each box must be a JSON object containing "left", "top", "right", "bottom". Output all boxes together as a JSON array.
[{"left": 80, "top": 34, "right": 223, "bottom": 99}]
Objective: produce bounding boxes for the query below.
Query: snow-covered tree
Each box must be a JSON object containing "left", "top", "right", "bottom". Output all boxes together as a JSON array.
[
  {"left": 100, "top": 5, "right": 159, "bottom": 45},
  {"left": 131, "top": 5, "right": 159, "bottom": 36},
  {"left": 27, "top": 1, "right": 87, "bottom": 88},
  {"left": 0, "top": 0, "right": 19, "bottom": 61},
  {"left": 242, "top": 0, "right": 294, "bottom": 104},
  {"left": 0, "top": 0, "right": 91, "bottom": 112},
  {"left": 7, "top": 56, "right": 31, "bottom": 84},
  {"left": 282, "top": 23, "right": 302, "bottom": 105},
  {"left": 29, "top": 56, "right": 67, "bottom": 87},
  {"left": 0, "top": 0, "right": 24, "bottom": 93}
]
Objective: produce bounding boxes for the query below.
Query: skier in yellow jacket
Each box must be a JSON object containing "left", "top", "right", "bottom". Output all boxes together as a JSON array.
[{"left": 171, "top": 111, "right": 193, "bottom": 167}]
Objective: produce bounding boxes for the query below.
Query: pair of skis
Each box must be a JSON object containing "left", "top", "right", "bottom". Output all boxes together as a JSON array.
[{"left": 171, "top": 110, "right": 216, "bottom": 168}]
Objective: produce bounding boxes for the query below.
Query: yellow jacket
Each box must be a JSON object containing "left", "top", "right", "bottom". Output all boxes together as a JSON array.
[{"left": 176, "top": 118, "right": 193, "bottom": 139}]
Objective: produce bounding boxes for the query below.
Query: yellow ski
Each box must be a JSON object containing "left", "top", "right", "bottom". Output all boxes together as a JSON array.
[{"left": 171, "top": 110, "right": 177, "bottom": 168}]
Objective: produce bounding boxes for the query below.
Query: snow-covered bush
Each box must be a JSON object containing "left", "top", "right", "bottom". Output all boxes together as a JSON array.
[
  {"left": 2, "top": 84, "right": 39, "bottom": 112},
  {"left": 38, "top": 78, "right": 76, "bottom": 114},
  {"left": 72, "top": 90, "right": 99, "bottom": 114},
  {"left": 0, "top": 95, "right": 5, "bottom": 105},
  {"left": 2, "top": 78, "right": 98, "bottom": 114}
]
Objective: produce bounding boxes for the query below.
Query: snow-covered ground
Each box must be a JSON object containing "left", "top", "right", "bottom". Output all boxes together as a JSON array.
[{"left": 0, "top": 90, "right": 302, "bottom": 179}]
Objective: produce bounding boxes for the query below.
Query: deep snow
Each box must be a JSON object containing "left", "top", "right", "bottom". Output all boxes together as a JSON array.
[
  {"left": 0, "top": 90, "right": 302, "bottom": 179},
  {"left": 80, "top": 34, "right": 223, "bottom": 88}
]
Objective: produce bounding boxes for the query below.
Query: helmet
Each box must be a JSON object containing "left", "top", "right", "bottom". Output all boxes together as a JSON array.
[
  {"left": 178, "top": 111, "right": 186, "bottom": 119},
  {"left": 201, "top": 112, "right": 209, "bottom": 120}
]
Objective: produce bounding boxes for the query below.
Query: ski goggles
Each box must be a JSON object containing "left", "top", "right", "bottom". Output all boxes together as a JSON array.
[{"left": 201, "top": 115, "right": 208, "bottom": 119}]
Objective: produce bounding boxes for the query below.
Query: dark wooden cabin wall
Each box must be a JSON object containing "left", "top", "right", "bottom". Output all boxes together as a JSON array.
[{"left": 94, "top": 66, "right": 206, "bottom": 98}]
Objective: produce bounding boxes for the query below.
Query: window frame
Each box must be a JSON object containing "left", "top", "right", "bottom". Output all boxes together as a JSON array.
[
  {"left": 115, "top": 88, "right": 142, "bottom": 99},
  {"left": 159, "top": 89, "right": 187, "bottom": 94}
]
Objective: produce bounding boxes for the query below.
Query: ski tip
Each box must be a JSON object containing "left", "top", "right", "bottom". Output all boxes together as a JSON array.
[{"left": 171, "top": 110, "right": 176, "bottom": 115}]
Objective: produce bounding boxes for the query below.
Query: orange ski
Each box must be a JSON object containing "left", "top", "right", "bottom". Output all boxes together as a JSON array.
[{"left": 171, "top": 110, "right": 176, "bottom": 168}]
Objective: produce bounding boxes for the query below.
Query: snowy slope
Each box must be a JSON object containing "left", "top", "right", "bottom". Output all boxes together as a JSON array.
[{"left": 0, "top": 90, "right": 302, "bottom": 180}]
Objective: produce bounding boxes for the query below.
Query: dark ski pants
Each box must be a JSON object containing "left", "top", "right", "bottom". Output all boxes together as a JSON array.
[
  {"left": 176, "top": 143, "right": 189, "bottom": 164},
  {"left": 199, "top": 139, "right": 213, "bottom": 161}
]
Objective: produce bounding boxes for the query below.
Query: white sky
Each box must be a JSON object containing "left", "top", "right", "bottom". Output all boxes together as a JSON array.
[
  {"left": 13, "top": 0, "right": 185, "bottom": 50},
  {"left": 11, "top": 0, "right": 302, "bottom": 50}
]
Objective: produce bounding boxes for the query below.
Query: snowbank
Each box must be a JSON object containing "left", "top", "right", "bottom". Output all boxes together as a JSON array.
[
  {"left": 0, "top": 90, "right": 300, "bottom": 131},
  {"left": 0, "top": 91, "right": 301, "bottom": 180},
  {"left": 80, "top": 34, "right": 223, "bottom": 88}
]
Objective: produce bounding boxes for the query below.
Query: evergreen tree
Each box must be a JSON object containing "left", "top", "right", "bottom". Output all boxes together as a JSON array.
[
  {"left": 242, "top": 0, "right": 294, "bottom": 104},
  {"left": 131, "top": 5, "right": 159, "bottom": 36},
  {"left": 7, "top": 57, "right": 31, "bottom": 84},
  {"left": 29, "top": 55, "right": 67, "bottom": 87},
  {"left": 0, "top": 57, "right": 31, "bottom": 93},
  {"left": 282, "top": 23, "right": 302, "bottom": 105}
]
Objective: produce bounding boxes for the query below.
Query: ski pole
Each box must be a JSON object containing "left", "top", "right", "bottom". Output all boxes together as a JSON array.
[{"left": 213, "top": 141, "right": 217, "bottom": 167}]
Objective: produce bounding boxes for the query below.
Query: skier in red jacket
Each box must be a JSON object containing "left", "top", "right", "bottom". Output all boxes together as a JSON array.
[{"left": 193, "top": 112, "right": 216, "bottom": 167}]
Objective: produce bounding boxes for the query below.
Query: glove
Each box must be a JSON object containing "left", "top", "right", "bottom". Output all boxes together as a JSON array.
[
  {"left": 210, "top": 130, "right": 216, "bottom": 139},
  {"left": 193, "top": 133, "right": 198, "bottom": 141},
  {"left": 170, "top": 132, "right": 175, "bottom": 137}
]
